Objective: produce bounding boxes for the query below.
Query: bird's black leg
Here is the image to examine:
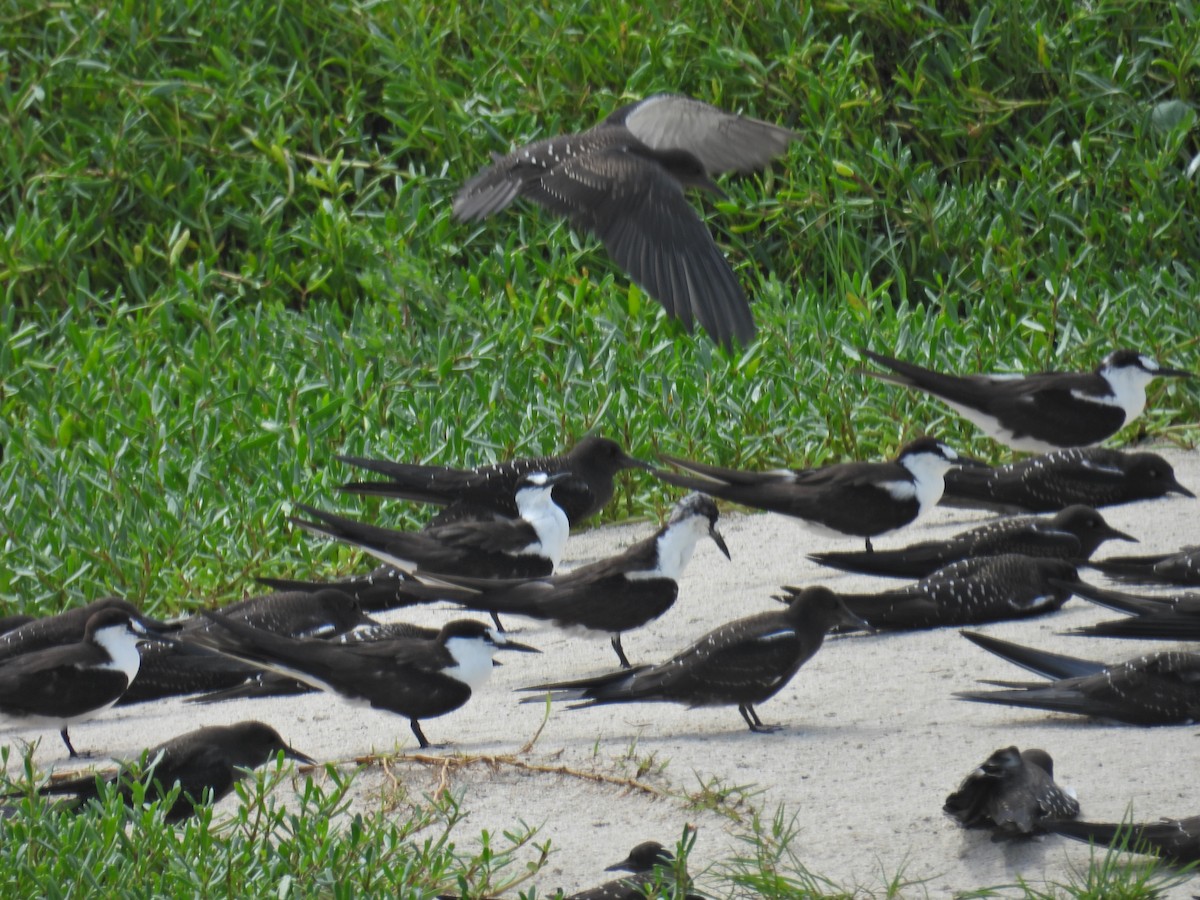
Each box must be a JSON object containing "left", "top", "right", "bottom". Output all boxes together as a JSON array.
[
  {"left": 410, "top": 719, "right": 430, "bottom": 749},
  {"left": 612, "top": 635, "right": 632, "bottom": 669},
  {"left": 489, "top": 612, "right": 506, "bottom": 633},
  {"left": 61, "top": 728, "right": 79, "bottom": 758},
  {"left": 739, "top": 704, "right": 782, "bottom": 734},
  {"left": 865, "top": 537, "right": 874, "bottom": 553}
]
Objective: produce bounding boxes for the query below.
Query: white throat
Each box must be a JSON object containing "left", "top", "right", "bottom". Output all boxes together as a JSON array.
[
  {"left": 516, "top": 487, "right": 570, "bottom": 565},
  {"left": 638, "top": 516, "right": 709, "bottom": 580},
  {"left": 900, "top": 453, "right": 955, "bottom": 516},
  {"left": 1095, "top": 364, "right": 1156, "bottom": 424},
  {"left": 442, "top": 637, "right": 497, "bottom": 690},
  {"left": 92, "top": 626, "right": 143, "bottom": 682}
]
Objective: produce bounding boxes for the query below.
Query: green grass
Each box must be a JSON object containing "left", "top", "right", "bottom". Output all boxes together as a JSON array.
[{"left": 1, "top": 0, "right": 1198, "bottom": 895}]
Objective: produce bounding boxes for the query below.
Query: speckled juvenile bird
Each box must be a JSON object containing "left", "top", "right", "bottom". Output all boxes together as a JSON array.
[
  {"left": 22, "top": 721, "right": 313, "bottom": 823},
  {"left": 939, "top": 447, "right": 1193, "bottom": 513},
  {"left": 957, "top": 631, "right": 1200, "bottom": 725},
  {"left": 1067, "top": 579, "right": 1200, "bottom": 642},
  {"left": 1047, "top": 813, "right": 1200, "bottom": 865},
  {"left": 785, "top": 555, "right": 1081, "bottom": 631},
  {"left": 454, "top": 94, "right": 797, "bottom": 348},
  {"left": 1089, "top": 545, "right": 1200, "bottom": 586},
  {"left": 520, "top": 586, "right": 867, "bottom": 734},
  {"left": 809, "top": 505, "right": 1134, "bottom": 578},
  {"left": 944, "top": 746, "right": 1080, "bottom": 835},
  {"left": 566, "top": 841, "right": 700, "bottom": 900}
]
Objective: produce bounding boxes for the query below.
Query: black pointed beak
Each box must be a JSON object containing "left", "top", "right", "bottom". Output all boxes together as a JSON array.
[
  {"left": 836, "top": 602, "right": 874, "bottom": 633},
  {"left": 709, "top": 526, "right": 732, "bottom": 560},
  {"left": 1169, "top": 478, "right": 1195, "bottom": 498},
  {"left": 1102, "top": 525, "right": 1138, "bottom": 543},
  {"left": 1156, "top": 366, "right": 1195, "bottom": 379},
  {"left": 284, "top": 745, "right": 317, "bottom": 766},
  {"left": 495, "top": 637, "right": 540, "bottom": 654},
  {"left": 619, "top": 452, "right": 654, "bottom": 472},
  {"left": 604, "top": 854, "right": 638, "bottom": 873}
]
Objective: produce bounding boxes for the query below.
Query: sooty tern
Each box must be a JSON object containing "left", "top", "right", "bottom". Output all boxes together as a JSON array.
[
  {"left": 656, "top": 437, "right": 959, "bottom": 552},
  {"left": 860, "top": 348, "right": 1193, "bottom": 452},
  {"left": 455, "top": 93, "right": 797, "bottom": 348},
  {"left": 519, "top": 586, "right": 867, "bottom": 734},
  {"left": 944, "top": 746, "right": 1079, "bottom": 835}
]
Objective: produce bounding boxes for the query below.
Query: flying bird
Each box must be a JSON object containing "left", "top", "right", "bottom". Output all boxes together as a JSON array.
[
  {"left": 455, "top": 94, "right": 798, "bottom": 348},
  {"left": 860, "top": 348, "right": 1193, "bottom": 452}
]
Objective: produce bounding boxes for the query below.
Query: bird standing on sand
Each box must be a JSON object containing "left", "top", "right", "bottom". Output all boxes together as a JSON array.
[
  {"left": 520, "top": 586, "right": 867, "bottom": 734},
  {"left": 188, "top": 614, "right": 538, "bottom": 748},
  {"left": 860, "top": 348, "right": 1193, "bottom": 452},
  {"left": 395, "top": 493, "right": 730, "bottom": 668},
  {"left": 455, "top": 94, "right": 797, "bottom": 348},
  {"left": 0, "top": 609, "right": 173, "bottom": 757},
  {"left": 656, "top": 437, "right": 959, "bottom": 552}
]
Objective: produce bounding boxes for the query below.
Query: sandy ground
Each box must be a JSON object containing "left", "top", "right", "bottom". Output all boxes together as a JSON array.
[{"left": 5, "top": 447, "right": 1199, "bottom": 898}]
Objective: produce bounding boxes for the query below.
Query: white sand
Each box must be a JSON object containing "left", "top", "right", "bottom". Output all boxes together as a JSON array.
[{"left": 6, "top": 448, "right": 1198, "bottom": 898}]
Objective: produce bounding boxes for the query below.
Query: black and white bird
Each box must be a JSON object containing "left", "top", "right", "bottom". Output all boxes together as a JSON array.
[
  {"left": 288, "top": 471, "right": 572, "bottom": 583},
  {"left": 393, "top": 493, "right": 730, "bottom": 667},
  {"left": 0, "top": 597, "right": 176, "bottom": 664},
  {"left": 656, "top": 438, "right": 959, "bottom": 552},
  {"left": 939, "top": 447, "right": 1194, "bottom": 513},
  {"left": 455, "top": 94, "right": 797, "bottom": 348},
  {"left": 0, "top": 609, "right": 170, "bottom": 757},
  {"left": 119, "top": 589, "right": 376, "bottom": 705},
  {"left": 187, "top": 614, "right": 538, "bottom": 748},
  {"left": 809, "top": 505, "right": 1134, "bottom": 578},
  {"left": 188, "top": 622, "right": 441, "bottom": 704},
  {"left": 1046, "top": 814, "right": 1200, "bottom": 865},
  {"left": 337, "top": 435, "right": 649, "bottom": 528},
  {"left": 24, "top": 721, "right": 313, "bottom": 823},
  {"left": 1088, "top": 546, "right": 1200, "bottom": 587},
  {"left": 860, "top": 348, "right": 1194, "bottom": 452},
  {"left": 778, "top": 556, "right": 1080, "bottom": 631},
  {"left": 1067, "top": 580, "right": 1200, "bottom": 642},
  {"left": 566, "top": 840, "right": 699, "bottom": 900},
  {"left": 519, "top": 586, "right": 867, "bottom": 734},
  {"left": 956, "top": 631, "right": 1200, "bottom": 725},
  {"left": 944, "top": 746, "right": 1080, "bottom": 835}
]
